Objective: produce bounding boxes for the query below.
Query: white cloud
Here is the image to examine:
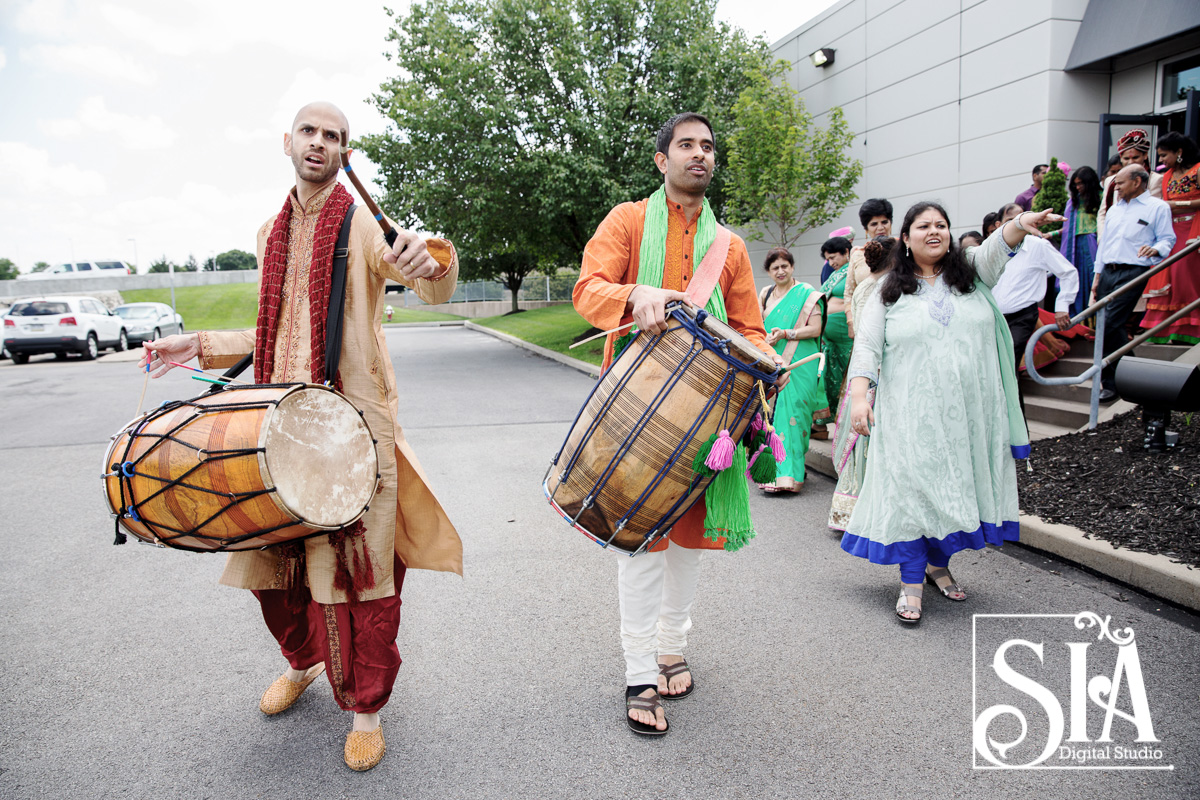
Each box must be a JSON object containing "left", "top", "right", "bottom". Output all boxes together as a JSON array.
[
  {"left": 20, "top": 43, "right": 156, "bottom": 85},
  {"left": 0, "top": 48, "right": 7, "bottom": 71},
  {"left": 38, "top": 97, "right": 177, "bottom": 148},
  {"left": 225, "top": 126, "right": 278, "bottom": 145},
  {"left": 13, "top": 0, "right": 73, "bottom": 38},
  {"left": 0, "top": 141, "right": 107, "bottom": 198}
]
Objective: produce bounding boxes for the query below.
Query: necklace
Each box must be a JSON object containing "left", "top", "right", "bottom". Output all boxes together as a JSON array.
[
  {"left": 773, "top": 279, "right": 796, "bottom": 299},
  {"left": 915, "top": 267, "right": 942, "bottom": 280}
]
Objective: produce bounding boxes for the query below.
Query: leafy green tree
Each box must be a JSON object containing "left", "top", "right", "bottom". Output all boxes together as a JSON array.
[
  {"left": 360, "top": 0, "right": 770, "bottom": 311},
  {"left": 1033, "top": 157, "right": 1068, "bottom": 235},
  {"left": 725, "top": 68, "right": 862, "bottom": 248},
  {"left": 0, "top": 258, "right": 18, "bottom": 281},
  {"left": 180, "top": 255, "right": 199, "bottom": 273},
  {"left": 148, "top": 256, "right": 176, "bottom": 274},
  {"left": 214, "top": 249, "right": 257, "bottom": 271},
  {"left": 32, "top": 261, "right": 50, "bottom": 273}
]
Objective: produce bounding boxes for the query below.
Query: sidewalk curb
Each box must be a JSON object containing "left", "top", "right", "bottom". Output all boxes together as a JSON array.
[
  {"left": 805, "top": 440, "right": 1200, "bottom": 613},
  {"left": 464, "top": 321, "right": 600, "bottom": 378}
]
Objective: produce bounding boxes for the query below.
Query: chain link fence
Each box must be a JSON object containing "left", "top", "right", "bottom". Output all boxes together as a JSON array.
[{"left": 399, "top": 273, "right": 577, "bottom": 306}]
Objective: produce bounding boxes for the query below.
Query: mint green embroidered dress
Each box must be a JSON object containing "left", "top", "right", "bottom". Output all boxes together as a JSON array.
[{"left": 841, "top": 234, "right": 1023, "bottom": 564}]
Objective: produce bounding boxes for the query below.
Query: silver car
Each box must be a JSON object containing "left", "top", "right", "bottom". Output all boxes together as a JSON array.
[{"left": 112, "top": 302, "right": 184, "bottom": 344}]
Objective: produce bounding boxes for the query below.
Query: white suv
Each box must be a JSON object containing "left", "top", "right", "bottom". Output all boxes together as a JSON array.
[{"left": 3, "top": 295, "right": 129, "bottom": 363}]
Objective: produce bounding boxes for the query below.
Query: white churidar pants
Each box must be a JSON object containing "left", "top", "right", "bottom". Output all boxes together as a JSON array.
[{"left": 616, "top": 543, "right": 704, "bottom": 686}]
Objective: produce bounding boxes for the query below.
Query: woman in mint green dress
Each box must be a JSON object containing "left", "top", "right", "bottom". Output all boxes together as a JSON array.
[
  {"left": 757, "top": 248, "right": 825, "bottom": 493},
  {"left": 814, "top": 237, "right": 852, "bottom": 426},
  {"left": 843, "top": 202, "right": 1060, "bottom": 625}
]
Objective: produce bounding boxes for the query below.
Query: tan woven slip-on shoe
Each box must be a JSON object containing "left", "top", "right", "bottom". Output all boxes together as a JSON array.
[
  {"left": 259, "top": 663, "right": 326, "bottom": 715},
  {"left": 344, "top": 725, "right": 385, "bottom": 771}
]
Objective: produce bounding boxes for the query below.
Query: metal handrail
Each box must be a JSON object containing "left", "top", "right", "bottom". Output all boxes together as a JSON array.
[{"left": 1024, "top": 237, "right": 1200, "bottom": 429}]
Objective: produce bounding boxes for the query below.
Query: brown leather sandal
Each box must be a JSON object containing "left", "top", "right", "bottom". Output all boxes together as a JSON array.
[
  {"left": 658, "top": 659, "right": 695, "bottom": 699},
  {"left": 626, "top": 686, "right": 669, "bottom": 735}
]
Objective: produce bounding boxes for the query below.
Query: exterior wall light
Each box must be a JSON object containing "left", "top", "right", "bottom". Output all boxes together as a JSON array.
[{"left": 811, "top": 48, "right": 835, "bottom": 68}]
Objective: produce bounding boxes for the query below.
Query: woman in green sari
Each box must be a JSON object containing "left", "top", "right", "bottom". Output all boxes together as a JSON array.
[
  {"left": 757, "top": 248, "right": 825, "bottom": 493},
  {"left": 814, "top": 236, "right": 853, "bottom": 427}
]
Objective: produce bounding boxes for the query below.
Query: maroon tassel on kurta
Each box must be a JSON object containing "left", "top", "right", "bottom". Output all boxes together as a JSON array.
[{"left": 329, "top": 520, "right": 375, "bottom": 604}]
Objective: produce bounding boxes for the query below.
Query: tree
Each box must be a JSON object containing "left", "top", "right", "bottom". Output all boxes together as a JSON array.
[
  {"left": 181, "top": 254, "right": 200, "bottom": 273},
  {"left": 0, "top": 258, "right": 17, "bottom": 281},
  {"left": 359, "top": 0, "right": 770, "bottom": 311},
  {"left": 148, "top": 256, "right": 176, "bottom": 274},
  {"left": 724, "top": 68, "right": 863, "bottom": 248},
  {"left": 32, "top": 261, "right": 50, "bottom": 273},
  {"left": 214, "top": 249, "right": 257, "bottom": 271},
  {"left": 1033, "top": 157, "right": 1069, "bottom": 235}
]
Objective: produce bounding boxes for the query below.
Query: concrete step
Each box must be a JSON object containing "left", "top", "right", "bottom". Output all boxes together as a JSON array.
[
  {"left": 1062, "top": 339, "right": 1189, "bottom": 362},
  {"left": 1039, "top": 355, "right": 1094, "bottom": 378},
  {"left": 1026, "top": 419, "right": 1075, "bottom": 441},
  {"left": 1022, "top": 394, "right": 1092, "bottom": 429},
  {"left": 1021, "top": 374, "right": 1094, "bottom": 403}
]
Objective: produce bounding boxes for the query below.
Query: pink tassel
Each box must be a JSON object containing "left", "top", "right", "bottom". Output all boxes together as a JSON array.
[
  {"left": 750, "top": 414, "right": 763, "bottom": 433},
  {"left": 705, "top": 429, "right": 736, "bottom": 471},
  {"left": 767, "top": 429, "right": 786, "bottom": 463},
  {"left": 744, "top": 444, "right": 767, "bottom": 477}
]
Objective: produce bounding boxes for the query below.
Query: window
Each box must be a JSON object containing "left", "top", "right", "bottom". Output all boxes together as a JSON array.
[
  {"left": 1158, "top": 48, "right": 1200, "bottom": 113},
  {"left": 76, "top": 262, "right": 93, "bottom": 271},
  {"left": 12, "top": 302, "right": 69, "bottom": 316}
]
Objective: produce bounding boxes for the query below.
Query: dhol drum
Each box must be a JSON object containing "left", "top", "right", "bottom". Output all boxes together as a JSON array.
[
  {"left": 545, "top": 303, "right": 782, "bottom": 555},
  {"left": 103, "top": 383, "right": 379, "bottom": 551}
]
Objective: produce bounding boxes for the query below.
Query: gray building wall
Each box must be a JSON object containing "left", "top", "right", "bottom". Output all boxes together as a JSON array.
[{"left": 751, "top": 0, "right": 1105, "bottom": 289}]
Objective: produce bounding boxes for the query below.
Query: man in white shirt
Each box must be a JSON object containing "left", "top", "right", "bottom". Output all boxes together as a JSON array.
[
  {"left": 1092, "top": 164, "right": 1176, "bottom": 401},
  {"left": 992, "top": 205, "right": 1078, "bottom": 410}
]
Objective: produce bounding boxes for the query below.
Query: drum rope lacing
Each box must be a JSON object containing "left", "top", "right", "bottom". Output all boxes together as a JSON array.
[{"left": 110, "top": 388, "right": 311, "bottom": 549}]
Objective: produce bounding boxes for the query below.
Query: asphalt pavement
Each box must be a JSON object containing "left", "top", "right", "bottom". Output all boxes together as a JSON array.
[{"left": 0, "top": 328, "right": 1197, "bottom": 799}]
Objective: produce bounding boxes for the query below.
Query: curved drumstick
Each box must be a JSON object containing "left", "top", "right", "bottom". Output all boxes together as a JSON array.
[
  {"left": 785, "top": 351, "right": 826, "bottom": 379},
  {"left": 338, "top": 129, "right": 399, "bottom": 248}
]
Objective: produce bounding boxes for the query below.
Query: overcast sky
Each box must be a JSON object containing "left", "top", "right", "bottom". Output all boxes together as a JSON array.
[{"left": 0, "top": 0, "right": 837, "bottom": 273}]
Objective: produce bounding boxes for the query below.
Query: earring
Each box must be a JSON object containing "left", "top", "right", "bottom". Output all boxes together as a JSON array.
[{"left": 906, "top": 245, "right": 910, "bottom": 257}]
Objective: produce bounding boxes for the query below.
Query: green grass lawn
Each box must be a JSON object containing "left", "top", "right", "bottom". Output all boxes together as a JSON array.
[
  {"left": 121, "top": 284, "right": 462, "bottom": 330},
  {"left": 474, "top": 304, "right": 604, "bottom": 365}
]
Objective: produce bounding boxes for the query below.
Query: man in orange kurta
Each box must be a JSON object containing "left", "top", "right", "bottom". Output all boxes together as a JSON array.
[
  {"left": 141, "top": 102, "right": 461, "bottom": 771},
  {"left": 573, "top": 113, "right": 777, "bottom": 734}
]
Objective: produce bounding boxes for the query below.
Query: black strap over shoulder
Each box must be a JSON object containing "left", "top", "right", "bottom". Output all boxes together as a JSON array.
[
  {"left": 324, "top": 203, "right": 357, "bottom": 385},
  {"left": 209, "top": 204, "right": 357, "bottom": 392}
]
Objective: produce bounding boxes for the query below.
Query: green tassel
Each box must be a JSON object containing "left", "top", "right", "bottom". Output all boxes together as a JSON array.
[
  {"left": 691, "top": 432, "right": 717, "bottom": 477},
  {"left": 612, "top": 330, "right": 636, "bottom": 362},
  {"left": 702, "top": 444, "right": 756, "bottom": 552},
  {"left": 749, "top": 447, "right": 776, "bottom": 483}
]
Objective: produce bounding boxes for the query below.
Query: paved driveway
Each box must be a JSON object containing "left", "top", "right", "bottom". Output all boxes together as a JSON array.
[{"left": 0, "top": 328, "right": 1196, "bottom": 799}]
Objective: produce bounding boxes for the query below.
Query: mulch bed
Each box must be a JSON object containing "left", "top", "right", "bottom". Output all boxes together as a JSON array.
[{"left": 1017, "top": 409, "right": 1200, "bottom": 568}]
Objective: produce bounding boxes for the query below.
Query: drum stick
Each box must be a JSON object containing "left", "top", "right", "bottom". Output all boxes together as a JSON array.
[
  {"left": 339, "top": 130, "right": 399, "bottom": 247},
  {"left": 785, "top": 351, "right": 826, "bottom": 376},
  {"left": 569, "top": 321, "right": 635, "bottom": 349},
  {"left": 135, "top": 362, "right": 150, "bottom": 417},
  {"left": 169, "top": 362, "right": 251, "bottom": 385}
]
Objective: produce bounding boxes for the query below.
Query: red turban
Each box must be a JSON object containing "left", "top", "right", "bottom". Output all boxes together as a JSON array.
[{"left": 1117, "top": 129, "right": 1150, "bottom": 154}]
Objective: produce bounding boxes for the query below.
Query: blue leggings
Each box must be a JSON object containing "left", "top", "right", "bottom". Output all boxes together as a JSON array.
[{"left": 899, "top": 551, "right": 950, "bottom": 585}]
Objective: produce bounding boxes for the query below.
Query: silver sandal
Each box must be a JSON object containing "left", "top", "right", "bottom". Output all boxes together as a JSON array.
[
  {"left": 926, "top": 566, "right": 966, "bottom": 601},
  {"left": 896, "top": 583, "right": 923, "bottom": 624}
]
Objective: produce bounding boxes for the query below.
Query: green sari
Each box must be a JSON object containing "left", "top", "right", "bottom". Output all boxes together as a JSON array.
[
  {"left": 763, "top": 282, "right": 824, "bottom": 487},
  {"left": 815, "top": 264, "right": 851, "bottom": 424}
]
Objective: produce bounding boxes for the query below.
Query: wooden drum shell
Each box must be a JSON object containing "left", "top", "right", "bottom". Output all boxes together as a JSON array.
[
  {"left": 546, "top": 307, "right": 775, "bottom": 554},
  {"left": 103, "top": 384, "right": 378, "bottom": 552}
]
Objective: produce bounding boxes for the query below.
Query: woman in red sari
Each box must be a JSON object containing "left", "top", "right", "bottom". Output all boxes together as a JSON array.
[{"left": 1140, "top": 132, "right": 1200, "bottom": 343}]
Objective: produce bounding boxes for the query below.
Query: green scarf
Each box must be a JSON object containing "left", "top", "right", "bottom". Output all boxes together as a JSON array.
[
  {"left": 975, "top": 279, "right": 1031, "bottom": 459},
  {"left": 626, "top": 185, "right": 753, "bottom": 550}
]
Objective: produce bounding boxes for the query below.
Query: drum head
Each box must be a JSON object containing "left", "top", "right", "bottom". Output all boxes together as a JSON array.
[{"left": 262, "top": 387, "right": 378, "bottom": 528}]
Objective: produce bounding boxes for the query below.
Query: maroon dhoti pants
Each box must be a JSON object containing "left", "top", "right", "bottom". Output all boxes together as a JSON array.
[{"left": 252, "top": 556, "right": 407, "bottom": 714}]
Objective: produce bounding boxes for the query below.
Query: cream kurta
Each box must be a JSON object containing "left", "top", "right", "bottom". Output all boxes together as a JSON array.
[{"left": 198, "top": 184, "right": 463, "bottom": 604}]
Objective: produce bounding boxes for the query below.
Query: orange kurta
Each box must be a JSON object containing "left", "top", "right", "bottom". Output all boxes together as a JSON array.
[{"left": 573, "top": 196, "right": 770, "bottom": 550}]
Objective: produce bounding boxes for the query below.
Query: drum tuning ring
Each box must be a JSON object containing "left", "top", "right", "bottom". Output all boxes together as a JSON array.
[{"left": 120, "top": 461, "right": 136, "bottom": 478}]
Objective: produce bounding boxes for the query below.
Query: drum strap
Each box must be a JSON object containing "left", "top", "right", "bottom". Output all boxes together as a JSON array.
[
  {"left": 209, "top": 204, "right": 358, "bottom": 391},
  {"left": 324, "top": 204, "right": 358, "bottom": 386},
  {"left": 684, "top": 224, "right": 732, "bottom": 308}
]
